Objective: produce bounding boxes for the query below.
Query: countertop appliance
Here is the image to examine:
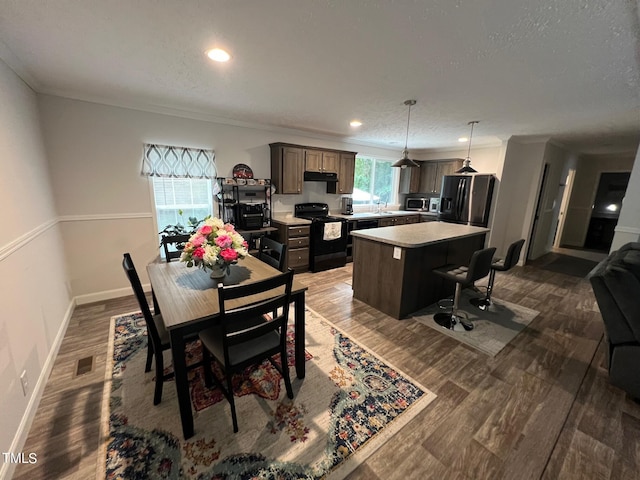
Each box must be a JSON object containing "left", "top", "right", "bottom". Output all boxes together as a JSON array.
[
  {"left": 439, "top": 174, "right": 495, "bottom": 227},
  {"left": 294, "top": 203, "right": 348, "bottom": 272},
  {"left": 341, "top": 197, "right": 353, "bottom": 215},
  {"left": 234, "top": 203, "right": 264, "bottom": 230},
  {"left": 429, "top": 197, "right": 440, "bottom": 213},
  {"left": 405, "top": 197, "right": 429, "bottom": 211}
]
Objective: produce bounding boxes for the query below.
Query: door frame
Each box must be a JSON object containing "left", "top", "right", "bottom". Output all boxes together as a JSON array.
[{"left": 527, "top": 163, "right": 550, "bottom": 261}]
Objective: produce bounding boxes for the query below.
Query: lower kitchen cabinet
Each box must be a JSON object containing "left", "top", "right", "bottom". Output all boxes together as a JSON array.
[
  {"left": 379, "top": 215, "right": 420, "bottom": 226},
  {"left": 273, "top": 221, "right": 310, "bottom": 272}
]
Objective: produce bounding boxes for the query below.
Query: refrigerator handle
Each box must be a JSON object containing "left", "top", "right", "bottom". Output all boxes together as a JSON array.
[{"left": 456, "top": 179, "right": 464, "bottom": 219}]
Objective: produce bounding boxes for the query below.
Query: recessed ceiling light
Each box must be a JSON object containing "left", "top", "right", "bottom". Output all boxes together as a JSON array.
[
  {"left": 458, "top": 137, "right": 468, "bottom": 142},
  {"left": 206, "top": 48, "right": 231, "bottom": 62},
  {"left": 350, "top": 120, "right": 362, "bottom": 127}
]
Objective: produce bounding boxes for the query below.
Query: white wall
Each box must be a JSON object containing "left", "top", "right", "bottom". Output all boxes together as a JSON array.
[
  {"left": 38, "top": 95, "right": 403, "bottom": 298},
  {"left": 560, "top": 153, "right": 636, "bottom": 247},
  {"left": 611, "top": 146, "right": 640, "bottom": 251},
  {"left": 0, "top": 61, "right": 72, "bottom": 478},
  {"left": 490, "top": 138, "right": 547, "bottom": 260}
]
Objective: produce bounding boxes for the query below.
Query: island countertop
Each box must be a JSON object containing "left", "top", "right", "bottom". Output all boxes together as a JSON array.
[{"left": 350, "top": 221, "right": 489, "bottom": 248}]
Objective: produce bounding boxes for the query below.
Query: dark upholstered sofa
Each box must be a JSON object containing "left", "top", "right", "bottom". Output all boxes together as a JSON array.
[{"left": 589, "top": 242, "right": 640, "bottom": 399}]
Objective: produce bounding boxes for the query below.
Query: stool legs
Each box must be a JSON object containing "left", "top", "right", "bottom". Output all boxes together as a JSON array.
[
  {"left": 470, "top": 268, "right": 496, "bottom": 311},
  {"left": 434, "top": 283, "right": 474, "bottom": 332}
]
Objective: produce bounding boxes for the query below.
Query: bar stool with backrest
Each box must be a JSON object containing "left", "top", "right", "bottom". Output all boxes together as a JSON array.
[
  {"left": 432, "top": 247, "right": 497, "bottom": 332},
  {"left": 470, "top": 239, "right": 525, "bottom": 311}
]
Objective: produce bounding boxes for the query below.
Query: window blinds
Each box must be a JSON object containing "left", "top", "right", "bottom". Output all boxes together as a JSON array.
[{"left": 141, "top": 143, "right": 217, "bottom": 179}]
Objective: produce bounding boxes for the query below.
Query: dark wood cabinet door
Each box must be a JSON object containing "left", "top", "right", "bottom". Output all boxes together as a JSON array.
[
  {"left": 337, "top": 153, "right": 355, "bottom": 193},
  {"left": 304, "top": 150, "right": 323, "bottom": 172},
  {"left": 420, "top": 162, "right": 439, "bottom": 193},
  {"left": 399, "top": 165, "right": 422, "bottom": 194},
  {"left": 281, "top": 147, "right": 303, "bottom": 194},
  {"left": 322, "top": 151, "right": 339, "bottom": 173}
]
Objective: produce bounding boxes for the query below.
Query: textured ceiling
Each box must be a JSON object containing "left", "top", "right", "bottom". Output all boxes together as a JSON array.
[{"left": 1, "top": 0, "right": 639, "bottom": 154}]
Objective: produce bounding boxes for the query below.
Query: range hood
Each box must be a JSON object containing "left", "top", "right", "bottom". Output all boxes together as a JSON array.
[{"left": 304, "top": 171, "right": 338, "bottom": 182}]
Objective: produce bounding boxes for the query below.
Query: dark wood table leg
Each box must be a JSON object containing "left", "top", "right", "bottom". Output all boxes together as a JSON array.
[
  {"left": 294, "top": 291, "right": 306, "bottom": 378},
  {"left": 169, "top": 329, "right": 194, "bottom": 439}
]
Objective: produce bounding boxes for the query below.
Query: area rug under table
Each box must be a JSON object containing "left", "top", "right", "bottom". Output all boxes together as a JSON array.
[
  {"left": 99, "top": 308, "right": 436, "bottom": 479},
  {"left": 412, "top": 289, "right": 540, "bottom": 357}
]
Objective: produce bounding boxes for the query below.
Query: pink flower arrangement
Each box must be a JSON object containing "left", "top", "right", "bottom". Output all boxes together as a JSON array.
[{"left": 180, "top": 217, "right": 248, "bottom": 274}]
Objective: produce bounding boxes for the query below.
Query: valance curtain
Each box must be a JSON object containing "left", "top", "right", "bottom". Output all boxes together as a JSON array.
[{"left": 141, "top": 143, "right": 217, "bottom": 179}]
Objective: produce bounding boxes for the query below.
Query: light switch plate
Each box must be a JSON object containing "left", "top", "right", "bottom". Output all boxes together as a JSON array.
[{"left": 393, "top": 247, "right": 402, "bottom": 259}]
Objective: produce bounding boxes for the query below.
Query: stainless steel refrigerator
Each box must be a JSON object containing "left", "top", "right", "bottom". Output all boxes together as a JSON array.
[{"left": 438, "top": 174, "right": 495, "bottom": 227}]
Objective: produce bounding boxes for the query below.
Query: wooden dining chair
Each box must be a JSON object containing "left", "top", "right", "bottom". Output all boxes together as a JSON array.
[
  {"left": 161, "top": 234, "right": 191, "bottom": 262},
  {"left": 122, "top": 253, "right": 173, "bottom": 405},
  {"left": 257, "top": 237, "right": 287, "bottom": 271},
  {"left": 199, "top": 269, "right": 295, "bottom": 432}
]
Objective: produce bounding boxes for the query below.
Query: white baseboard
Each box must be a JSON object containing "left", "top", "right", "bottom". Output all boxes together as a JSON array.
[
  {"left": 0, "top": 299, "right": 76, "bottom": 480},
  {"left": 75, "top": 283, "right": 151, "bottom": 305}
]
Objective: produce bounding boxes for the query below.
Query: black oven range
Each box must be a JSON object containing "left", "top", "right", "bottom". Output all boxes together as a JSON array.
[{"left": 294, "top": 203, "right": 348, "bottom": 272}]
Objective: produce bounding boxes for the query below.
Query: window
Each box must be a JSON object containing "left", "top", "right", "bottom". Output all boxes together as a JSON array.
[
  {"left": 152, "top": 177, "right": 214, "bottom": 236},
  {"left": 141, "top": 143, "right": 217, "bottom": 253},
  {"left": 353, "top": 156, "right": 398, "bottom": 206}
]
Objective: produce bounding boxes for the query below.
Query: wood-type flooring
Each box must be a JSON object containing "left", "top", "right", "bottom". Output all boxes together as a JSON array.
[{"left": 13, "top": 261, "right": 640, "bottom": 479}]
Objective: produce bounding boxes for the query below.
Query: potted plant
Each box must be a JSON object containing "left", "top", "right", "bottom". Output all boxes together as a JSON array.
[{"left": 159, "top": 210, "right": 205, "bottom": 252}]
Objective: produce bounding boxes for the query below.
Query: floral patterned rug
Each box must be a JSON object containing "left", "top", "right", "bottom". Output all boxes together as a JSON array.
[{"left": 99, "top": 308, "right": 436, "bottom": 479}]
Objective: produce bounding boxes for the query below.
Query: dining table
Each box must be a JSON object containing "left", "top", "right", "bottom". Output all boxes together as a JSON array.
[{"left": 147, "top": 255, "right": 308, "bottom": 439}]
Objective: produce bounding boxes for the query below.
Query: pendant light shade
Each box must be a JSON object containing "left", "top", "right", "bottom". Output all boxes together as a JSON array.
[
  {"left": 456, "top": 121, "right": 479, "bottom": 173},
  {"left": 392, "top": 100, "right": 419, "bottom": 168}
]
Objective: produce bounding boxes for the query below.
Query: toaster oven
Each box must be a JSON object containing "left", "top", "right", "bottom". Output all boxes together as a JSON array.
[{"left": 234, "top": 203, "right": 264, "bottom": 230}]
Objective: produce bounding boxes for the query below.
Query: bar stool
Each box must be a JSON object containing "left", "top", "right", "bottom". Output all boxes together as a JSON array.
[
  {"left": 470, "top": 239, "right": 525, "bottom": 311},
  {"left": 433, "top": 247, "right": 496, "bottom": 331}
]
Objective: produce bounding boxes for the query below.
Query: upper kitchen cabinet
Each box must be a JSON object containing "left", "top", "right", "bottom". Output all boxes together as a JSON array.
[
  {"left": 271, "top": 142, "right": 357, "bottom": 195},
  {"left": 399, "top": 159, "right": 464, "bottom": 195},
  {"left": 328, "top": 152, "right": 356, "bottom": 194},
  {"left": 305, "top": 149, "right": 338, "bottom": 173},
  {"left": 398, "top": 162, "right": 422, "bottom": 194},
  {"left": 270, "top": 143, "right": 304, "bottom": 194}
]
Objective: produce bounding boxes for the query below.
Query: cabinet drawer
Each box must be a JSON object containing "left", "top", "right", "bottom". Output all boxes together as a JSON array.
[
  {"left": 288, "top": 247, "right": 309, "bottom": 268},
  {"left": 288, "top": 236, "right": 309, "bottom": 249},
  {"left": 288, "top": 225, "right": 310, "bottom": 237}
]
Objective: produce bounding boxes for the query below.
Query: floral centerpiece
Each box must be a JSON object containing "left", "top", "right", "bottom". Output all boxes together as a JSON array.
[{"left": 180, "top": 217, "right": 249, "bottom": 279}]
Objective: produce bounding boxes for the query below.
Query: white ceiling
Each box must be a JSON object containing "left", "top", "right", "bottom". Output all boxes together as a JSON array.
[{"left": 1, "top": 0, "right": 639, "bottom": 155}]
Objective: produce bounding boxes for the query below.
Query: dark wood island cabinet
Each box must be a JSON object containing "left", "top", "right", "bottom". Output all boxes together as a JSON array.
[{"left": 351, "top": 222, "right": 489, "bottom": 319}]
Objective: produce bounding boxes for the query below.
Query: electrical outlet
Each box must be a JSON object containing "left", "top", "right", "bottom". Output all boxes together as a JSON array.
[{"left": 20, "top": 371, "right": 28, "bottom": 396}]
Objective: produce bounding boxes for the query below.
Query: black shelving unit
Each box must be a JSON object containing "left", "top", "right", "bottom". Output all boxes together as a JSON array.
[
  {"left": 216, "top": 177, "right": 272, "bottom": 227},
  {"left": 216, "top": 178, "right": 275, "bottom": 253}
]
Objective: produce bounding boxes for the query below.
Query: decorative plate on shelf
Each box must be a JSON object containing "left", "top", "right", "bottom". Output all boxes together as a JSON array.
[{"left": 232, "top": 163, "right": 254, "bottom": 179}]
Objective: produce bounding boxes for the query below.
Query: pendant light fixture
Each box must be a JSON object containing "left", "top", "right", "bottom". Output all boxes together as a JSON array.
[
  {"left": 392, "top": 100, "right": 420, "bottom": 168},
  {"left": 456, "top": 120, "right": 479, "bottom": 173}
]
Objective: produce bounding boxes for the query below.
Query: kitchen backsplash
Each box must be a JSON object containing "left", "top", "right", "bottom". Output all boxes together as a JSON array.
[{"left": 272, "top": 181, "right": 343, "bottom": 213}]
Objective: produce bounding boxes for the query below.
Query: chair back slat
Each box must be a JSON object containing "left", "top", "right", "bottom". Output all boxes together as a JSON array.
[
  {"left": 258, "top": 237, "right": 287, "bottom": 271},
  {"left": 162, "top": 234, "right": 191, "bottom": 262},
  {"left": 217, "top": 270, "right": 294, "bottom": 348},
  {"left": 122, "top": 253, "right": 163, "bottom": 348}
]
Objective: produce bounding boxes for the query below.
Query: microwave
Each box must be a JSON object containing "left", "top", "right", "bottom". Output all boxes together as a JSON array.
[
  {"left": 406, "top": 197, "right": 440, "bottom": 212},
  {"left": 405, "top": 197, "right": 428, "bottom": 211}
]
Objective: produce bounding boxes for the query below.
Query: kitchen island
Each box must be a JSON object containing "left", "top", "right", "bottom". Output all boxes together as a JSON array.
[{"left": 351, "top": 222, "right": 489, "bottom": 319}]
